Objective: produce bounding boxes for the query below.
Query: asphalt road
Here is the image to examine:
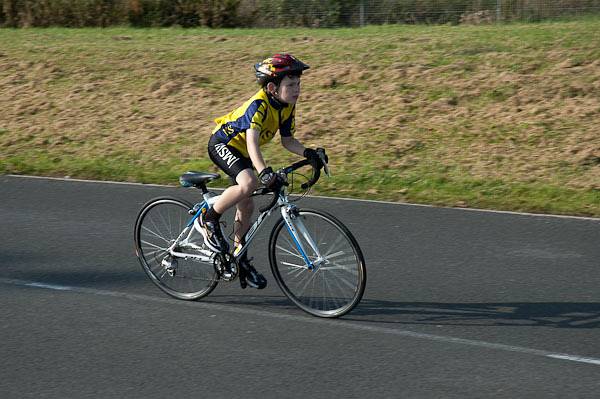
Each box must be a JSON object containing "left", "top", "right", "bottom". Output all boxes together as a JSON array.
[{"left": 2, "top": 175, "right": 599, "bottom": 398}]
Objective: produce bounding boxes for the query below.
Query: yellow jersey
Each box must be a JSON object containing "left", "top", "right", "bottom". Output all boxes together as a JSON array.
[{"left": 211, "top": 88, "right": 295, "bottom": 158}]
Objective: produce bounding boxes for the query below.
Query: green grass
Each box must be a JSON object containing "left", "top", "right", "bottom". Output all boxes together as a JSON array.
[
  {"left": 1, "top": 18, "right": 600, "bottom": 217},
  {"left": 320, "top": 167, "right": 600, "bottom": 216},
  {"left": 1, "top": 150, "right": 216, "bottom": 184}
]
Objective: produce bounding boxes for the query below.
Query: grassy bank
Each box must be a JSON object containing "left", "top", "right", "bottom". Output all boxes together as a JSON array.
[{"left": 1, "top": 20, "right": 599, "bottom": 216}]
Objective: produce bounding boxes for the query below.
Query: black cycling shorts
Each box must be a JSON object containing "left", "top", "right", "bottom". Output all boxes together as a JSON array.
[{"left": 207, "top": 135, "right": 253, "bottom": 181}]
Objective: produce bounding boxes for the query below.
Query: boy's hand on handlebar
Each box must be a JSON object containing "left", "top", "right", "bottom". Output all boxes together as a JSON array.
[
  {"left": 303, "top": 147, "right": 328, "bottom": 167},
  {"left": 259, "top": 167, "right": 284, "bottom": 189}
]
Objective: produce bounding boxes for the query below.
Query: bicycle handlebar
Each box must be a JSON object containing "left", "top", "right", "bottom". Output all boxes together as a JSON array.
[{"left": 256, "top": 158, "right": 323, "bottom": 213}]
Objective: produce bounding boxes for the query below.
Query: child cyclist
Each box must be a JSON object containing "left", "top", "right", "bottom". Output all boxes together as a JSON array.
[{"left": 200, "top": 53, "right": 327, "bottom": 289}]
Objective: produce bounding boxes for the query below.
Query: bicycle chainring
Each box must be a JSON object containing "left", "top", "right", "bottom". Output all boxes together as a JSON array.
[{"left": 213, "top": 252, "right": 239, "bottom": 282}]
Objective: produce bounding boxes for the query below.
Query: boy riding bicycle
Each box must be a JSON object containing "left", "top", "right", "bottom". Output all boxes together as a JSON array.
[{"left": 199, "top": 53, "right": 327, "bottom": 290}]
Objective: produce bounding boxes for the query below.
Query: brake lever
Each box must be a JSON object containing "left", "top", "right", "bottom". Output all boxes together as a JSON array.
[
  {"left": 278, "top": 171, "right": 289, "bottom": 185},
  {"left": 323, "top": 161, "right": 330, "bottom": 177},
  {"left": 318, "top": 153, "right": 330, "bottom": 177}
]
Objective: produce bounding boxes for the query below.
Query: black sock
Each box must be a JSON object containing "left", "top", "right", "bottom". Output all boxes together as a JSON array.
[{"left": 205, "top": 207, "right": 221, "bottom": 223}]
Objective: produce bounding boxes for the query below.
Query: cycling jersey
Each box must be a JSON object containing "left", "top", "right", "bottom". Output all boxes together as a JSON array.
[{"left": 211, "top": 88, "right": 295, "bottom": 158}]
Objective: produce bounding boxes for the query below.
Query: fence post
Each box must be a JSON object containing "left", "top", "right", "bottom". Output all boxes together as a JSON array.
[
  {"left": 496, "top": 0, "right": 502, "bottom": 22},
  {"left": 360, "top": 0, "right": 365, "bottom": 27}
]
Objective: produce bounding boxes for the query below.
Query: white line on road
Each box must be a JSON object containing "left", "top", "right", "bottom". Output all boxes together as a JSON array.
[
  {"left": 3, "top": 276, "right": 600, "bottom": 367},
  {"left": 25, "top": 282, "right": 75, "bottom": 291},
  {"left": 547, "top": 354, "right": 600, "bottom": 366}
]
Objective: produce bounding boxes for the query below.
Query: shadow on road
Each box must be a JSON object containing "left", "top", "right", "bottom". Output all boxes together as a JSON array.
[
  {"left": 5, "top": 261, "right": 599, "bottom": 330},
  {"left": 1, "top": 268, "right": 146, "bottom": 288},
  {"left": 346, "top": 299, "right": 600, "bottom": 329},
  {"left": 197, "top": 295, "right": 600, "bottom": 329}
]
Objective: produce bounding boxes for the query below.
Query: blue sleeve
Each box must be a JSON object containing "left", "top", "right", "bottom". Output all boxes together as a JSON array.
[
  {"left": 249, "top": 100, "right": 268, "bottom": 131},
  {"left": 280, "top": 106, "right": 295, "bottom": 137}
]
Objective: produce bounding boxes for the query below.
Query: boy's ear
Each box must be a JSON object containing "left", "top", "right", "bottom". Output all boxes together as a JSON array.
[{"left": 266, "top": 81, "right": 278, "bottom": 93}]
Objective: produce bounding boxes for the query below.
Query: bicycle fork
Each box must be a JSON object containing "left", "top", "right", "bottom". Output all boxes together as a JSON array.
[{"left": 281, "top": 205, "right": 325, "bottom": 271}]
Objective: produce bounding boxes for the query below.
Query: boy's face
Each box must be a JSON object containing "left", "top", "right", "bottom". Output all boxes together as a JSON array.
[{"left": 274, "top": 75, "right": 301, "bottom": 104}]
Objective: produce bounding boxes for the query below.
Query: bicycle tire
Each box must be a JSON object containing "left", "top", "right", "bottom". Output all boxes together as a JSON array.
[
  {"left": 269, "top": 208, "right": 366, "bottom": 318},
  {"left": 134, "top": 197, "right": 218, "bottom": 300}
]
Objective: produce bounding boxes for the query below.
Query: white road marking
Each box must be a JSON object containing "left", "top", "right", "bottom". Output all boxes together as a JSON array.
[
  {"left": 547, "top": 354, "right": 600, "bottom": 366},
  {"left": 6, "top": 174, "right": 169, "bottom": 188},
  {"left": 3, "top": 276, "right": 600, "bottom": 367},
  {"left": 6, "top": 174, "right": 599, "bottom": 221},
  {"left": 25, "top": 282, "right": 74, "bottom": 291}
]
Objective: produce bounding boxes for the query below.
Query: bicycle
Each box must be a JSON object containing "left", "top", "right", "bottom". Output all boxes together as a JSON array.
[{"left": 134, "top": 157, "right": 366, "bottom": 318}]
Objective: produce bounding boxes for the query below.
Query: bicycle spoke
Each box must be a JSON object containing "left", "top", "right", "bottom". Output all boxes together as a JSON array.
[
  {"left": 334, "top": 274, "right": 357, "bottom": 291},
  {"left": 141, "top": 225, "right": 171, "bottom": 244},
  {"left": 280, "top": 261, "right": 307, "bottom": 269},
  {"left": 323, "top": 250, "right": 346, "bottom": 260},
  {"left": 296, "top": 269, "right": 319, "bottom": 299},
  {"left": 276, "top": 244, "right": 304, "bottom": 259},
  {"left": 324, "top": 233, "right": 347, "bottom": 258},
  {"left": 321, "top": 266, "right": 358, "bottom": 275},
  {"left": 143, "top": 250, "right": 167, "bottom": 263},
  {"left": 329, "top": 254, "right": 358, "bottom": 264},
  {"left": 140, "top": 239, "right": 167, "bottom": 251},
  {"left": 148, "top": 214, "right": 168, "bottom": 242},
  {"left": 286, "top": 266, "right": 306, "bottom": 279},
  {"left": 157, "top": 208, "right": 172, "bottom": 240},
  {"left": 325, "top": 278, "right": 343, "bottom": 309}
]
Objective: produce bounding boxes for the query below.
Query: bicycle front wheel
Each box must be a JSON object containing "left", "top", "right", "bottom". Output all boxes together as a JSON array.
[
  {"left": 269, "top": 209, "right": 366, "bottom": 318},
  {"left": 134, "top": 197, "right": 218, "bottom": 300}
]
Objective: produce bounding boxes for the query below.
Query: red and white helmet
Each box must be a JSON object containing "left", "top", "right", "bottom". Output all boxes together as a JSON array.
[{"left": 254, "top": 53, "right": 310, "bottom": 86}]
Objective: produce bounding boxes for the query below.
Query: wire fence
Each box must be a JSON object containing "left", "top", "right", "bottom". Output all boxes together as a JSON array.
[
  {"left": 250, "top": 0, "right": 600, "bottom": 27},
  {"left": 2, "top": 0, "right": 600, "bottom": 28}
]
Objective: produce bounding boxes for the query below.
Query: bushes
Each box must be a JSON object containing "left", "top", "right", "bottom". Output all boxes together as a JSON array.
[
  {"left": 499, "top": 0, "right": 600, "bottom": 22},
  {"left": 127, "top": 0, "right": 242, "bottom": 28},
  {"left": 0, "top": 0, "right": 242, "bottom": 27},
  {"left": 0, "top": 0, "right": 128, "bottom": 27},
  {"left": 1, "top": 0, "right": 599, "bottom": 27},
  {"left": 254, "top": 0, "right": 354, "bottom": 27}
]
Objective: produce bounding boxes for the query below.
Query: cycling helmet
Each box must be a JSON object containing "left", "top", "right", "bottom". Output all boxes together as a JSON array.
[{"left": 254, "top": 53, "right": 310, "bottom": 86}]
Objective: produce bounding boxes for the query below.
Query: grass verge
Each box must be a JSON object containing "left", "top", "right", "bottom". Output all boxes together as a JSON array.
[{"left": 1, "top": 20, "right": 599, "bottom": 216}]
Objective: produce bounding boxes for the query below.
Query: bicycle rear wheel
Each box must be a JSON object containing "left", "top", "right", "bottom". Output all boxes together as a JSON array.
[
  {"left": 269, "top": 209, "right": 366, "bottom": 318},
  {"left": 134, "top": 197, "right": 218, "bottom": 300}
]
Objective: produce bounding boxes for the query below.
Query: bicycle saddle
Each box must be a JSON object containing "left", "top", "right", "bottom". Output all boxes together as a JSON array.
[{"left": 179, "top": 171, "right": 220, "bottom": 188}]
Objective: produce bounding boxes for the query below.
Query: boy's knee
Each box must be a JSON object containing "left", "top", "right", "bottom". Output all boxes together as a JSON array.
[{"left": 239, "top": 178, "right": 257, "bottom": 196}]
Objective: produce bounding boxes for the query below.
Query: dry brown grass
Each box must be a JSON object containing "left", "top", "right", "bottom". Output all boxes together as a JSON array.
[{"left": 1, "top": 22, "right": 599, "bottom": 215}]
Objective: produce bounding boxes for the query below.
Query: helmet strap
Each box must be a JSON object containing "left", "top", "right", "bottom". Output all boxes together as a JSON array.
[{"left": 266, "top": 90, "right": 287, "bottom": 108}]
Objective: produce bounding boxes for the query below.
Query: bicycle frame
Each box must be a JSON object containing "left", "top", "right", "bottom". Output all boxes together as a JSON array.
[{"left": 166, "top": 189, "right": 324, "bottom": 270}]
